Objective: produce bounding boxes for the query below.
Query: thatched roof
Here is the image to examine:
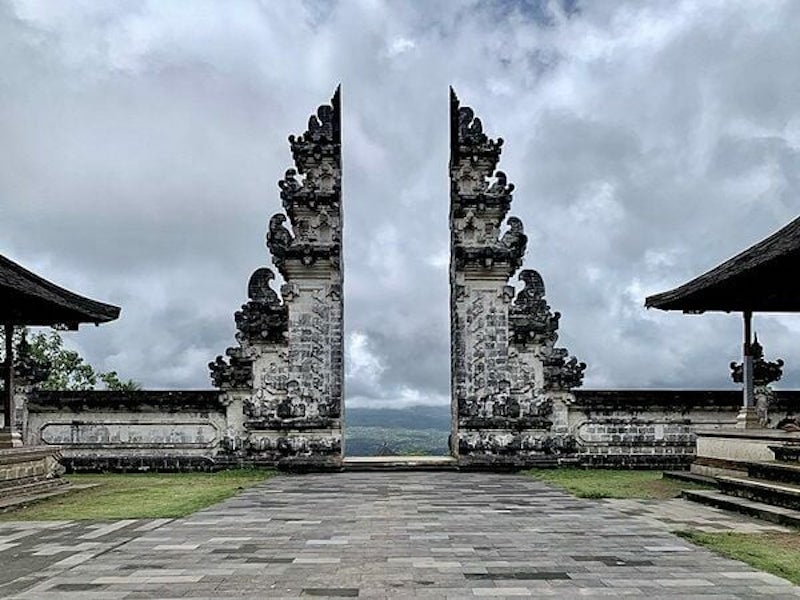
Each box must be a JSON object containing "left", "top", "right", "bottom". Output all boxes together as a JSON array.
[
  {"left": 645, "top": 215, "right": 800, "bottom": 313},
  {"left": 0, "top": 254, "right": 120, "bottom": 327}
]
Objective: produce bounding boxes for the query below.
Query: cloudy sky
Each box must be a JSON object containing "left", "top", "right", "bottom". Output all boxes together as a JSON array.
[{"left": 2, "top": 0, "right": 800, "bottom": 407}]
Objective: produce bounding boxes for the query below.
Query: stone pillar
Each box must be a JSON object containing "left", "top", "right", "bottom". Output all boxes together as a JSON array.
[
  {"left": 449, "top": 89, "right": 585, "bottom": 468},
  {"left": 211, "top": 88, "right": 344, "bottom": 470}
]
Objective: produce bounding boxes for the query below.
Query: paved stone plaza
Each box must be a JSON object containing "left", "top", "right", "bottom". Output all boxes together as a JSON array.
[{"left": 0, "top": 472, "right": 798, "bottom": 599}]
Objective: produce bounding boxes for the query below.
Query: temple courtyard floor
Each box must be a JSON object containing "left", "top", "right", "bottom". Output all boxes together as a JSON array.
[{"left": 0, "top": 471, "right": 797, "bottom": 599}]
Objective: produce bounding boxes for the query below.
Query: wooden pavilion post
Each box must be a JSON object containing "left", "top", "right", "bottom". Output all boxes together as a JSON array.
[
  {"left": 1, "top": 323, "right": 21, "bottom": 447},
  {"left": 3, "top": 324, "right": 11, "bottom": 426},
  {"left": 736, "top": 310, "right": 759, "bottom": 429}
]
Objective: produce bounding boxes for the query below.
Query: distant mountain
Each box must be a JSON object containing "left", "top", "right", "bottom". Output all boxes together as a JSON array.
[
  {"left": 345, "top": 405, "right": 450, "bottom": 431},
  {"left": 344, "top": 404, "right": 451, "bottom": 457}
]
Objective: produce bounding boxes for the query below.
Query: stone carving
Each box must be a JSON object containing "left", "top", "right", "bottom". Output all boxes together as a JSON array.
[
  {"left": 247, "top": 267, "right": 280, "bottom": 305},
  {"left": 450, "top": 88, "right": 585, "bottom": 468},
  {"left": 497, "top": 216, "right": 527, "bottom": 269},
  {"left": 234, "top": 268, "right": 288, "bottom": 344},
  {"left": 266, "top": 213, "right": 294, "bottom": 265},
  {"left": 211, "top": 87, "right": 343, "bottom": 469},
  {"left": 730, "top": 335, "right": 784, "bottom": 427},
  {"left": 543, "top": 348, "right": 587, "bottom": 391},
  {"left": 730, "top": 334, "right": 784, "bottom": 386},
  {"left": 487, "top": 171, "right": 514, "bottom": 197},
  {"left": 509, "top": 270, "right": 561, "bottom": 345},
  {"left": 208, "top": 347, "right": 252, "bottom": 390}
]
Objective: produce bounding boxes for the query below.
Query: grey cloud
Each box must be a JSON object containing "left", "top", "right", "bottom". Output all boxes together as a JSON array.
[{"left": 3, "top": 0, "right": 800, "bottom": 407}]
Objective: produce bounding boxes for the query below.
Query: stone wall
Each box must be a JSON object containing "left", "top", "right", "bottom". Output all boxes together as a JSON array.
[
  {"left": 25, "top": 391, "right": 227, "bottom": 471},
  {"left": 568, "top": 390, "right": 800, "bottom": 469},
  {"left": 19, "top": 388, "right": 800, "bottom": 471}
]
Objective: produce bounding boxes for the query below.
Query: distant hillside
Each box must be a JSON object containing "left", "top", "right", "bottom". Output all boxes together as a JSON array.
[
  {"left": 345, "top": 405, "right": 450, "bottom": 430},
  {"left": 344, "top": 404, "right": 451, "bottom": 456},
  {"left": 345, "top": 427, "right": 449, "bottom": 457}
]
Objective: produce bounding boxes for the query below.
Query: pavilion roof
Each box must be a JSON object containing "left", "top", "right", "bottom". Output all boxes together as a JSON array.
[
  {"left": 645, "top": 215, "right": 800, "bottom": 313},
  {"left": 0, "top": 254, "right": 120, "bottom": 327}
]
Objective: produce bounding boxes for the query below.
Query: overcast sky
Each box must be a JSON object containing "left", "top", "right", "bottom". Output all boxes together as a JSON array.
[{"left": 2, "top": 0, "right": 800, "bottom": 407}]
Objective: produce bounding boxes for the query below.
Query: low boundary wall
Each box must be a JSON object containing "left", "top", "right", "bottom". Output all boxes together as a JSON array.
[
  {"left": 21, "top": 389, "right": 800, "bottom": 471},
  {"left": 25, "top": 391, "right": 228, "bottom": 472}
]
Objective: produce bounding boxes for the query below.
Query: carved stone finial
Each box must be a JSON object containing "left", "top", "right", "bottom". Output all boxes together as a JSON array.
[
  {"left": 498, "top": 216, "right": 528, "bottom": 265},
  {"left": 289, "top": 88, "right": 341, "bottom": 172},
  {"left": 450, "top": 87, "right": 504, "bottom": 162},
  {"left": 247, "top": 268, "right": 280, "bottom": 305},
  {"left": 209, "top": 347, "right": 253, "bottom": 389},
  {"left": 516, "top": 270, "right": 545, "bottom": 305},
  {"left": 510, "top": 269, "right": 560, "bottom": 346},
  {"left": 730, "top": 333, "right": 784, "bottom": 386},
  {"left": 278, "top": 168, "right": 302, "bottom": 197},
  {"left": 487, "top": 171, "right": 515, "bottom": 197},
  {"left": 266, "top": 213, "right": 294, "bottom": 258},
  {"left": 543, "top": 348, "right": 587, "bottom": 391},
  {"left": 232, "top": 267, "right": 288, "bottom": 344}
]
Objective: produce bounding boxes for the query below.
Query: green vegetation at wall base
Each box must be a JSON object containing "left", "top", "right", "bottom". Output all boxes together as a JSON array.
[
  {"left": 525, "top": 468, "right": 711, "bottom": 500},
  {"left": 677, "top": 530, "right": 800, "bottom": 585},
  {"left": 0, "top": 469, "right": 275, "bottom": 520}
]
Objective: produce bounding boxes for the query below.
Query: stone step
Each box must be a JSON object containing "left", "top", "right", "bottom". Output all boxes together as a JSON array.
[
  {"left": 662, "top": 470, "right": 717, "bottom": 486},
  {"left": 343, "top": 456, "right": 458, "bottom": 471},
  {"left": 681, "top": 489, "right": 800, "bottom": 528},
  {"left": 715, "top": 475, "right": 800, "bottom": 511},
  {"left": 749, "top": 460, "right": 800, "bottom": 484},
  {"left": 768, "top": 444, "right": 800, "bottom": 463},
  {"left": 0, "top": 482, "right": 98, "bottom": 513},
  {"left": 0, "top": 477, "right": 68, "bottom": 499}
]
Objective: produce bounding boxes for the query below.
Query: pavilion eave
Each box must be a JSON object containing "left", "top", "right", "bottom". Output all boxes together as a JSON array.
[
  {"left": 645, "top": 215, "right": 800, "bottom": 314},
  {"left": 0, "top": 255, "right": 120, "bottom": 327}
]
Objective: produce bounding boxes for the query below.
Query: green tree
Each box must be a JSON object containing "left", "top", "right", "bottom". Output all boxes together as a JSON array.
[
  {"left": 98, "top": 370, "right": 141, "bottom": 391},
  {"left": 1, "top": 328, "right": 140, "bottom": 391}
]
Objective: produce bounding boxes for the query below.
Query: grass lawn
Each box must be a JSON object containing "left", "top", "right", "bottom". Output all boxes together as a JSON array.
[
  {"left": 0, "top": 469, "right": 276, "bottom": 520},
  {"left": 677, "top": 531, "right": 800, "bottom": 585},
  {"left": 525, "top": 468, "right": 710, "bottom": 500}
]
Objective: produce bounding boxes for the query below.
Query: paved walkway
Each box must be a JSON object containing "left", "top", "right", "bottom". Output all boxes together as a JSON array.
[{"left": 1, "top": 472, "right": 798, "bottom": 599}]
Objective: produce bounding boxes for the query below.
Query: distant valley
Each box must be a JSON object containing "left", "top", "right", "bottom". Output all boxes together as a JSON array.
[{"left": 344, "top": 405, "right": 450, "bottom": 456}]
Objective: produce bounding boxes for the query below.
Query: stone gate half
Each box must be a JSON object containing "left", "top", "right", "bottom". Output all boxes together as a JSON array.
[
  {"left": 449, "top": 89, "right": 586, "bottom": 468},
  {"left": 210, "top": 88, "right": 344, "bottom": 470}
]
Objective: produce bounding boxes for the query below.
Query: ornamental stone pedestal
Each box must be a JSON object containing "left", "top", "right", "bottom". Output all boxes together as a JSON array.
[
  {"left": 210, "top": 88, "right": 343, "bottom": 470},
  {"left": 449, "top": 89, "right": 585, "bottom": 468}
]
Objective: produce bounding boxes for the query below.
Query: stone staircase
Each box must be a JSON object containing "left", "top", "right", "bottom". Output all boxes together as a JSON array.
[
  {"left": 0, "top": 446, "right": 77, "bottom": 512},
  {"left": 674, "top": 442, "right": 800, "bottom": 527},
  {"left": 0, "top": 475, "right": 72, "bottom": 511}
]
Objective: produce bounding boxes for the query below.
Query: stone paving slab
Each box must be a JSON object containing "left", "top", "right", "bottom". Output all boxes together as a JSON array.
[
  {"left": 602, "top": 498, "right": 794, "bottom": 533},
  {"left": 1, "top": 472, "right": 798, "bottom": 599},
  {"left": 0, "top": 518, "right": 173, "bottom": 596}
]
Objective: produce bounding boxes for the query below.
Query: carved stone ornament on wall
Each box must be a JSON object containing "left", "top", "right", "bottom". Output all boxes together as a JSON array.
[{"left": 730, "top": 334, "right": 784, "bottom": 387}]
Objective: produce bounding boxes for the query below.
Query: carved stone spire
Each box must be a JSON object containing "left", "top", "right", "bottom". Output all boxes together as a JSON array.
[
  {"left": 450, "top": 89, "right": 523, "bottom": 277},
  {"left": 450, "top": 88, "right": 585, "bottom": 467},
  {"left": 270, "top": 86, "right": 342, "bottom": 277},
  {"left": 210, "top": 88, "right": 344, "bottom": 469}
]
